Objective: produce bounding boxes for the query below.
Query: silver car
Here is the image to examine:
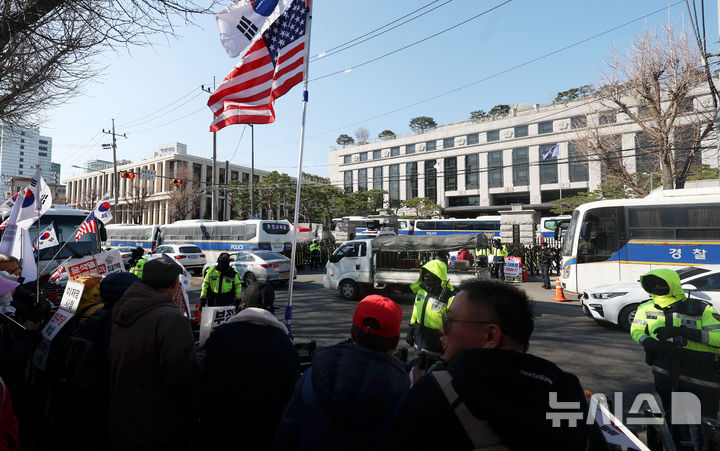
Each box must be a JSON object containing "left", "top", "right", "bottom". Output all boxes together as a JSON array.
[
  {"left": 202, "top": 251, "right": 292, "bottom": 286},
  {"left": 148, "top": 244, "right": 207, "bottom": 275}
]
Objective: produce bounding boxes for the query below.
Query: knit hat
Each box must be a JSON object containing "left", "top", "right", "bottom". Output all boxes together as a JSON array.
[
  {"left": 142, "top": 258, "right": 182, "bottom": 286},
  {"left": 352, "top": 295, "right": 402, "bottom": 339},
  {"left": 100, "top": 272, "right": 139, "bottom": 307}
]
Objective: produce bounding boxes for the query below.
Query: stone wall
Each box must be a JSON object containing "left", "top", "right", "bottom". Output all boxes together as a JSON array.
[{"left": 499, "top": 209, "right": 538, "bottom": 245}]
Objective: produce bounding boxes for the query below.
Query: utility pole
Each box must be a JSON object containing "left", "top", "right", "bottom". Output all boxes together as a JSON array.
[
  {"left": 202, "top": 82, "right": 218, "bottom": 220},
  {"left": 102, "top": 119, "right": 126, "bottom": 221}
]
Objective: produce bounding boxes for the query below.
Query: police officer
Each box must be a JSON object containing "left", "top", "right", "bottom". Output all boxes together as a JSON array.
[
  {"left": 201, "top": 253, "right": 242, "bottom": 307},
  {"left": 406, "top": 260, "right": 455, "bottom": 358},
  {"left": 631, "top": 268, "right": 720, "bottom": 447},
  {"left": 128, "top": 248, "right": 148, "bottom": 278},
  {"left": 309, "top": 239, "right": 320, "bottom": 270},
  {"left": 491, "top": 239, "right": 507, "bottom": 280},
  {"left": 538, "top": 242, "right": 552, "bottom": 289}
]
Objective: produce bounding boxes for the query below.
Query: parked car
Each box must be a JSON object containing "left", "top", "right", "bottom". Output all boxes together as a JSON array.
[
  {"left": 148, "top": 244, "right": 207, "bottom": 275},
  {"left": 114, "top": 246, "right": 136, "bottom": 269},
  {"left": 201, "top": 250, "right": 292, "bottom": 286},
  {"left": 581, "top": 267, "right": 720, "bottom": 331}
]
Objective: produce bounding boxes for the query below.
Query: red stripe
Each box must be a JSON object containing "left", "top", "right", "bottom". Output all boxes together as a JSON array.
[
  {"left": 210, "top": 111, "right": 276, "bottom": 131},
  {"left": 272, "top": 71, "right": 304, "bottom": 100},
  {"left": 276, "top": 42, "right": 305, "bottom": 66},
  {"left": 220, "top": 40, "right": 268, "bottom": 81},
  {"left": 274, "top": 55, "right": 303, "bottom": 81},
  {"left": 208, "top": 70, "right": 273, "bottom": 107}
]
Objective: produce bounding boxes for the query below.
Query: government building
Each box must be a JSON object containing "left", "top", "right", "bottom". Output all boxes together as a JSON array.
[{"left": 329, "top": 86, "right": 718, "bottom": 217}]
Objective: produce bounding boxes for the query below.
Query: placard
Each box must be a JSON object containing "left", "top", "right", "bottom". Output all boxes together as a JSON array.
[
  {"left": 504, "top": 256, "right": 522, "bottom": 283},
  {"left": 198, "top": 306, "right": 236, "bottom": 346},
  {"left": 94, "top": 249, "right": 124, "bottom": 275},
  {"left": 41, "top": 309, "right": 74, "bottom": 341},
  {"left": 66, "top": 255, "right": 99, "bottom": 280},
  {"left": 58, "top": 280, "right": 85, "bottom": 314}
]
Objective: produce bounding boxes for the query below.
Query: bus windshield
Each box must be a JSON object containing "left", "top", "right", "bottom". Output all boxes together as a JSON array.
[
  {"left": 33, "top": 216, "right": 99, "bottom": 259},
  {"left": 562, "top": 210, "right": 580, "bottom": 256}
]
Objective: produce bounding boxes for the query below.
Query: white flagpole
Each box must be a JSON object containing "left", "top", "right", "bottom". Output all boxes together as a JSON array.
[{"left": 285, "top": 0, "right": 313, "bottom": 336}]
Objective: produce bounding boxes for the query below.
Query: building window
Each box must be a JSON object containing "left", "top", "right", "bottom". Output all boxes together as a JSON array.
[
  {"left": 39, "top": 139, "right": 48, "bottom": 144},
  {"left": 358, "top": 169, "right": 368, "bottom": 191},
  {"left": 20, "top": 145, "right": 23, "bottom": 149},
  {"left": 389, "top": 165, "right": 400, "bottom": 200},
  {"left": 18, "top": 171, "right": 22, "bottom": 175},
  {"left": 512, "top": 148, "right": 529, "bottom": 186},
  {"left": 599, "top": 111, "right": 616, "bottom": 124},
  {"left": 19, "top": 158, "right": 23, "bottom": 162},
  {"left": 448, "top": 196, "right": 480, "bottom": 207},
  {"left": 466, "top": 133, "right": 479, "bottom": 145},
  {"left": 425, "top": 160, "right": 437, "bottom": 203},
  {"left": 538, "top": 144, "right": 558, "bottom": 184},
  {"left": 514, "top": 126, "right": 528, "bottom": 138},
  {"left": 538, "top": 121, "right": 553, "bottom": 134},
  {"left": 39, "top": 146, "right": 47, "bottom": 151},
  {"left": 674, "top": 125, "right": 703, "bottom": 170},
  {"left": 570, "top": 115, "right": 587, "bottom": 129},
  {"left": 406, "top": 162, "right": 418, "bottom": 199},
  {"left": 344, "top": 171, "right": 353, "bottom": 193},
  {"left": 359, "top": 152, "right": 368, "bottom": 161},
  {"left": 568, "top": 142, "right": 588, "bottom": 182},
  {"left": 18, "top": 164, "right": 22, "bottom": 168},
  {"left": 373, "top": 150, "right": 382, "bottom": 159},
  {"left": 19, "top": 152, "right": 23, "bottom": 155},
  {"left": 20, "top": 139, "right": 24, "bottom": 143},
  {"left": 488, "top": 151, "right": 503, "bottom": 188},
  {"left": 343, "top": 155, "right": 351, "bottom": 164},
  {"left": 39, "top": 152, "right": 47, "bottom": 157},
  {"left": 443, "top": 138, "right": 454, "bottom": 149},
  {"left": 391, "top": 147, "right": 400, "bottom": 156},
  {"left": 638, "top": 106, "right": 650, "bottom": 119},
  {"left": 406, "top": 144, "right": 415, "bottom": 154},
  {"left": 465, "top": 154, "right": 479, "bottom": 190},
  {"left": 635, "top": 132, "right": 658, "bottom": 174},
  {"left": 426, "top": 140, "right": 436, "bottom": 151},
  {"left": 678, "top": 97, "right": 694, "bottom": 113},
  {"left": 487, "top": 130, "right": 500, "bottom": 142},
  {"left": 373, "top": 167, "right": 383, "bottom": 190},
  {"left": 444, "top": 157, "right": 457, "bottom": 191}
]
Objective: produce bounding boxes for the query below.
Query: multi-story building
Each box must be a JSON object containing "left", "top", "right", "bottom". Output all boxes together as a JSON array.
[
  {"left": 64, "top": 142, "right": 269, "bottom": 224},
  {"left": 84, "top": 159, "right": 132, "bottom": 172},
  {"left": 329, "top": 88, "right": 718, "bottom": 217},
  {"left": 0, "top": 124, "right": 53, "bottom": 198}
]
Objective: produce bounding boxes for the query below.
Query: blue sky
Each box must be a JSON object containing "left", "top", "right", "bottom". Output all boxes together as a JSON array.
[{"left": 46, "top": 0, "right": 716, "bottom": 181}]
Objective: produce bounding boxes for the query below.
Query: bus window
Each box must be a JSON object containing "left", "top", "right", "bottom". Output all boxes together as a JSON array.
[
  {"left": 245, "top": 224, "right": 257, "bottom": 240},
  {"left": 578, "top": 208, "right": 619, "bottom": 263}
]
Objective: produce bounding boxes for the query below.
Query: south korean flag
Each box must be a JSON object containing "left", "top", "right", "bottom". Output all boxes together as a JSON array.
[
  {"left": 34, "top": 223, "right": 58, "bottom": 251},
  {"left": 92, "top": 193, "right": 113, "bottom": 224}
]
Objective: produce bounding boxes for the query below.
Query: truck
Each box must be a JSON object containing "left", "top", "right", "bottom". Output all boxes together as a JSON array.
[{"left": 323, "top": 233, "right": 490, "bottom": 300}]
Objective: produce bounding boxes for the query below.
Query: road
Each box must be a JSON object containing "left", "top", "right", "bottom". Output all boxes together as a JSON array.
[{"left": 189, "top": 270, "right": 655, "bottom": 424}]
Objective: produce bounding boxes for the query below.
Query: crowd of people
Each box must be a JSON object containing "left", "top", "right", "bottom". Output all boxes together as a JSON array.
[{"left": 2, "top": 238, "right": 719, "bottom": 450}]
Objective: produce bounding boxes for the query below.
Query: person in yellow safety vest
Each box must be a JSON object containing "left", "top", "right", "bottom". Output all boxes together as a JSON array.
[
  {"left": 406, "top": 260, "right": 455, "bottom": 359},
  {"left": 201, "top": 253, "right": 242, "bottom": 307},
  {"left": 631, "top": 268, "right": 720, "bottom": 447},
  {"left": 491, "top": 239, "right": 508, "bottom": 280},
  {"left": 309, "top": 239, "right": 321, "bottom": 270},
  {"left": 128, "top": 253, "right": 148, "bottom": 279}
]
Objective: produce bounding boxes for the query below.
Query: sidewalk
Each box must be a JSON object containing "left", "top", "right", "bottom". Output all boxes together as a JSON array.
[{"left": 517, "top": 275, "right": 581, "bottom": 305}]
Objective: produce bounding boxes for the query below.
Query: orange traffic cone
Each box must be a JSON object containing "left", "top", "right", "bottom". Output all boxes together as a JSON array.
[
  {"left": 552, "top": 277, "right": 570, "bottom": 302},
  {"left": 521, "top": 263, "right": 528, "bottom": 282}
]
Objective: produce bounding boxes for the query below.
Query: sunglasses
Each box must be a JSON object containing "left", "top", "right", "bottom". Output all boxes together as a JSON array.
[{"left": 441, "top": 311, "right": 498, "bottom": 331}]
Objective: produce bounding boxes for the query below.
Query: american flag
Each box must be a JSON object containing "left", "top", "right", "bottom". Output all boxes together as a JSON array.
[
  {"left": 0, "top": 218, "right": 8, "bottom": 231},
  {"left": 75, "top": 214, "right": 97, "bottom": 242},
  {"left": 208, "top": 0, "right": 308, "bottom": 131}
]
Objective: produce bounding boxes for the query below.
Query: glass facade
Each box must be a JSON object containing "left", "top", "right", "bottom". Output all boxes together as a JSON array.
[
  {"left": 406, "top": 162, "right": 418, "bottom": 199},
  {"left": 373, "top": 150, "right": 382, "bottom": 159},
  {"left": 538, "top": 121, "right": 554, "bottom": 134},
  {"left": 406, "top": 144, "right": 415, "bottom": 154},
  {"left": 425, "top": 160, "right": 437, "bottom": 203},
  {"left": 512, "top": 148, "right": 529, "bottom": 186},
  {"left": 344, "top": 171, "right": 353, "bottom": 193},
  {"left": 343, "top": 155, "right": 351, "bottom": 164},
  {"left": 426, "top": 140, "right": 437, "bottom": 151},
  {"left": 568, "top": 142, "right": 588, "bottom": 182},
  {"left": 391, "top": 147, "right": 400, "bottom": 156},
  {"left": 488, "top": 151, "right": 503, "bottom": 188},
  {"left": 373, "top": 166, "right": 383, "bottom": 190},
  {"left": 389, "top": 164, "right": 400, "bottom": 200},
  {"left": 514, "top": 126, "right": 528, "bottom": 137},
  {"left": 465, "top": 154, "right": 479, "bottom": 190},
  {"left": 358, "top": 168, "right": 367, "bottom": 191},
  {"left": 487, "top": 130, "right": 500, "bottom": 142},
  {"left": 538, "top": 144, "right": 558, "bottom": 184},
  {"left": 443, "top": 137, "right": 454, "bottom": 149},
  {"left": 359, "top": 152, "right": 368, "bottom": 161},
  {"left": 467, "top": 133, "right": 479, "bottom": 145},
  {"left": 444, "top": 157, "right": 457, "bottom": 191}
]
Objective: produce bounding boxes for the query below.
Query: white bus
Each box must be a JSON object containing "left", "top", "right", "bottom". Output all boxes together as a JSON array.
[
  {"left": 157, "top": 219, "right": 293, "bottom": 261},
  {"left": 397, "top": 219, "right": 414, "bottom": 235},
  {"left": 413, "top": 216, "right": 501, "bottom": 240},
  {"left": 104, "top": 224, "right": 160, "bottom": 251},
  {"left": 537, "top": 215, "right": 571, "bottom": 243},
  {"left": 330, "top": 216, "right": 368, "bottom": 242},
  {"left": 560, "top": 187, "right": 720, "bottom": 294}
]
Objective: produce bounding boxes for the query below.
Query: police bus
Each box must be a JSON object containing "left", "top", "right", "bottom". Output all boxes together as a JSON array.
[
  {"left": 560, "top": 187, "right": 720, "bottom": 294},
  {"left": 537, "top": 215, "right": 571, "bottom": 243},
  {"left": 157, "top": 219, "right": 293, "bottom": 261},
  {"left": 413, "top": 216, "right": 501, "bottom": 239},
  {"left": 104, "top": 224, "right": 160, "bottom": 251}
]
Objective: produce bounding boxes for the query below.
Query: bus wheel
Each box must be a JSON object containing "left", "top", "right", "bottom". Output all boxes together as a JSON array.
[
  {"left": 339, "top": 279, "right": 359, "bottom": 301},
  {"left": 618, "top": 304, "right": 639, "bottom": 332},
  {"left": 244, "top": 272, "right": 257, "bottom": 286}
]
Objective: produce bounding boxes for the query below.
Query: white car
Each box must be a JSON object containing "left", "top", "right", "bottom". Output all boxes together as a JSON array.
[
  {"left": 147, "top": 244, "right": 207, "bottom": 275},
  {"left": 581, "top": 267, "right": 720, "bottom": 331}
]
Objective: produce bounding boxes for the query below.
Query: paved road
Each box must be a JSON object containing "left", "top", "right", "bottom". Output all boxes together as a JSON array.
[{"left": 189, "top": 270, "right": 655, "bottom": 422}]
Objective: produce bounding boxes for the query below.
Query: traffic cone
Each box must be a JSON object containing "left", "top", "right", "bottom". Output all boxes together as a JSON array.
[
  {"left": 552, "top": 277, "right": 571, "bottom": 302},
  {"left": 521, "top": 263, "right": 528, "bottom": 282}
]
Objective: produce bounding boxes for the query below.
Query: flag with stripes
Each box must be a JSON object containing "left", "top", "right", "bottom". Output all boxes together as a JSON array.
[
  {"left": 75, "top": 214, "right": 97, "bottom": 242},
  {"left": 208, "top": 0, "right": 308, "bottom": 131},
  {"left": 0, "top": 218, "right": 8, "bottom": 231},
  {"left": 49, "top": 258, "right": 71, "bottom": 282}
]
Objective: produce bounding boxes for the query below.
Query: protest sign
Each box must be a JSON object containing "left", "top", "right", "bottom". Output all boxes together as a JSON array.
[
  {"left": 198, "top": 306, "right": 236, "bottom": 346},
  {"left": 504, "top": 256, "right": 522, "bottom": 283}
]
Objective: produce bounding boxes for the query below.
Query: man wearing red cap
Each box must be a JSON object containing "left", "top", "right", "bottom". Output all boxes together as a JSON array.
[{"left": 277, "top": 295, "right": 410, "bottom": 451}]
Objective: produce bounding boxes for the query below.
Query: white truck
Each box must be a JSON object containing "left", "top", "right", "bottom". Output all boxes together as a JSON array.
[{"left": 323, "top": 234, "right": 490, "bottom": 300}]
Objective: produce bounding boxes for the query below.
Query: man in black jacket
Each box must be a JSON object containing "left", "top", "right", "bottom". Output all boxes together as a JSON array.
[
  {"left": 277, "top": 295, "right": 410, "bottom": 451},
  {"left": 381, "top": 279, "right": 608, "bottom": 451},
  {"left": 538, "top": 242, "right": 552, "bottom": 289},
  {"left": 109, "top": 258, "right": 200, "bottom": 451}
]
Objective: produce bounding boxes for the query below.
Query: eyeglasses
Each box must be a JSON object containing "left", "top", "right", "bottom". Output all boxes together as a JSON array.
[{"left": 441, "top": 311, "right": 498, "bottom": 331}]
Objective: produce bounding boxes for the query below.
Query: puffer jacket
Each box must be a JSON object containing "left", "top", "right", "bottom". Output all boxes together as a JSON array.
[
  {"left": 109, "top": 281, "right": 200, "bottom": 451},
  {"left": 276, "top": 343, "right": 410, "bottom": 451}
]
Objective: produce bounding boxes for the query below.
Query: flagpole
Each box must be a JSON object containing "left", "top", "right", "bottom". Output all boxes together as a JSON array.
[
  {"left": 35, "top": 194, "right": 40, "bottom": 305},
  {"left": 285, "top": 0, "right": 313, "bottom": 336}
]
